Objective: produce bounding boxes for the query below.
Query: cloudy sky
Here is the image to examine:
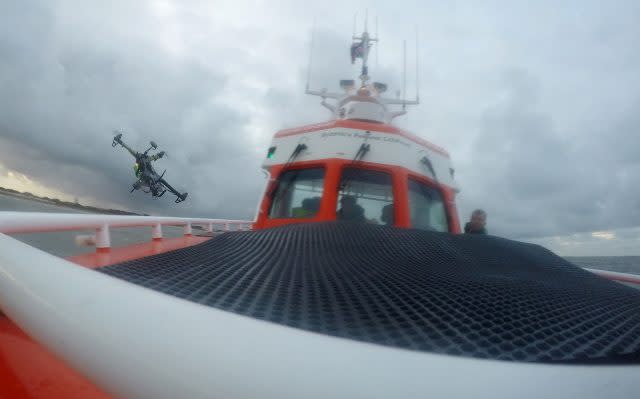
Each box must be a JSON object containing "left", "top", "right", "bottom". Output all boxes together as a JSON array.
[{"left": 1, "top": 0, "right": 639, "bottom": 255}]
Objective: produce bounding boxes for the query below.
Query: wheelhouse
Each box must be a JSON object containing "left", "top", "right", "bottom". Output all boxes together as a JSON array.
[
  {"left": 254, "top": 120, "right": 461, "bottom": 232},
  {"left": 254, "top": 26, "right": 460, "bottom": 233}
]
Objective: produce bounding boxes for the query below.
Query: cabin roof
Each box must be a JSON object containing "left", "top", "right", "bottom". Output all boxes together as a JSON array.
[{"left": 274, "top": 119, "right": 450, "bottom": 158}]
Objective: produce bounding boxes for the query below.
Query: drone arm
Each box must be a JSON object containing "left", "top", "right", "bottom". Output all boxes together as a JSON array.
[
  {"left": 112, "top": 133, "right": 137, "bottom": 157},
  {"left": 158, "top": 178, "right": 179, "bottom": 195},
  {"left": 119, "top": 142, "right": 137, "bottom": 157},
  {"left": 159, "top": 178, "right": 187, "bottom": 202}
]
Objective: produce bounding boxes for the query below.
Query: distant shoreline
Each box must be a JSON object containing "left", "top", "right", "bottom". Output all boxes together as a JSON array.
[{"left": 0, "top": 186, "right": 145, "bottom": 216}]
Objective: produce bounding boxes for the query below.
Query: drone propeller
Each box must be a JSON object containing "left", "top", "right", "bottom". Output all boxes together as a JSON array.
[{"left": 112, "top": 133, "right": 123, "bottom": 147}]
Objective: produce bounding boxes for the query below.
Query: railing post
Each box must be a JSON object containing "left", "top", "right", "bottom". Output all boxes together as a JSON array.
[
  {"left": 207, "top": 223, "right": 213, "bottom": 233},
  {"left": 152, "top": 223, "right": 163, "bottom": 241},
  {"left": 224, "top": 222, "right": 230, "bottom": 231},
  {"left": 96, "top": 223, "right": 111, "bottom": 252},
  {"left": 183, "top": 223, "right": 192, "bottom": 236}
]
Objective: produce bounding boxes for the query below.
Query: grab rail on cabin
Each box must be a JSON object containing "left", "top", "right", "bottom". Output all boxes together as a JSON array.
[{"left": 0, "top": 212, "right": 253, "bottom": 250}]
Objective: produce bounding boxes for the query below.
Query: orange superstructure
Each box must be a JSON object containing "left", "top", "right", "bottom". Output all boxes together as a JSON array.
[{"left": 254, "top": 44, "right": 460, "bottom": 232}]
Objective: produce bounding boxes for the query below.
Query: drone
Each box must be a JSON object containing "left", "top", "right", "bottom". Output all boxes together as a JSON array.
[{"left": 112, "top": 132, "right": 188, "bottom": 203}]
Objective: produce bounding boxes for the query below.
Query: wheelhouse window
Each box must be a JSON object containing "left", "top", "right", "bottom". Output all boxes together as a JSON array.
[
  {"left": 269, "top": 168, "right": 324, "bottom": 219},
  {"left": 408, "top": 178, "right": 448, "bottom": 232},
  {"left": 336, "top": 168, "right": 394, "bottom": 225}
]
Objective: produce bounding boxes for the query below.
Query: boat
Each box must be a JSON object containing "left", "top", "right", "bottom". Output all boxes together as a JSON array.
[{"left": 1, "top": 22, "right": 640, "bottom": 399}]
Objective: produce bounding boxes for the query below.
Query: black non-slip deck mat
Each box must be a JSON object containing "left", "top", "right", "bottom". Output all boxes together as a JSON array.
[{"left": 99, "top": 222, "right": 640, "bottom": 363}]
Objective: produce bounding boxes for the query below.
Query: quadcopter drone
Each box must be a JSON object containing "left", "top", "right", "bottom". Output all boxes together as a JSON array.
[{"left": 112, "top": 132, "right": 188, "bottom": 203}]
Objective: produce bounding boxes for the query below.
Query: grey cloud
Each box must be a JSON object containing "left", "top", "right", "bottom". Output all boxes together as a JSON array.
[
  {"left": 457, "top": 67, "right": 640, "bottom": 239},
  {"left": 1, "top": 0, "right": 640, "bottom": 244},
  {"left": 0, "top": 0, "right": 263, "bottom": 218},
  {"left": 525, "top": 227, "right": 640, "bottom": 257}
]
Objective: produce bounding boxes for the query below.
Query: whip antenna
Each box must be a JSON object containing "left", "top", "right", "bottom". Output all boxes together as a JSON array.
[
  {"left": 353, "top": 13, "right": 357, "bottom": 38},
  {"left": 375, "top": 16, "right": 379, "bottom": 68},
  {"left": 416, "top": 28, "right": 420, "bottom": 103},
  {"left": 402, "top": 39, "right": 407, "bottom": 111},
  {"left": 306, "top": 18, "right": 316, "bottom": 92}
]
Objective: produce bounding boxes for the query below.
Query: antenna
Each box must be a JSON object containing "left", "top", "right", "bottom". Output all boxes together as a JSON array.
[
  {"left": 353, "top": 13, "right": 357, "bottom": 38},
  {"left": 375, "top": 16, "right": 379, "bottom": 68},
  {"left": 416, "top": 27, "right": 420, "bottom": 103},
  {"left": 365, "top": 9, "right": 368, "bottom": 32},
  {"left": 402, "top": 39, "right": 407, "bottom": 111},
  {"left": 306, "top": 19, "right": 316, "bottom": 92}
]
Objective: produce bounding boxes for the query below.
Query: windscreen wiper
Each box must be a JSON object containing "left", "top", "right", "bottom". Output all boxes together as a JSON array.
[
  {"left": 353, "top": 143, "right": 370, "bottom": 162},
  {"left": 340, "top": 132, "right": 372, "bottom": 193},
  {"left": 287, "top": 143, "right": 308, "bottom": 163},
  {"left": 268, "top": 143, "right": 308, "bottom": 198},
  {"left": 420, "top": 155, "right": 438, "bottom": 184}
]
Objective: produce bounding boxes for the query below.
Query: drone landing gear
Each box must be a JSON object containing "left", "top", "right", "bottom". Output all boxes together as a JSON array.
[
  {"left": 131, "top": 180, "right": 142, "bottom": 193},
  {"left": 175, "top": 192, "right": 188, "bottom": 204},
  {"left": 154, "top": 170, "right": 166, "bottom": 185}
]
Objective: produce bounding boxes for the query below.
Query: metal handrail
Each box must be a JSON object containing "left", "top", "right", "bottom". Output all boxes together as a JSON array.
[
  {"left": 585, "top": 267, "right": 640, "bottom": 286},
  {"left": 0, "top": 211, "right": 253, "bottom": 249}
]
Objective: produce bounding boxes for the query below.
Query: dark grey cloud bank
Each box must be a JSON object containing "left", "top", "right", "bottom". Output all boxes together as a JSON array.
[
  {"left": 1, "top": 0, "right": 639, "bottom": 242},
  {"left": 459, "top": 69, "right": 640, "bottom": 238},
  {"left": 0, "top": 0, "right": 263, "bottom": 218}
]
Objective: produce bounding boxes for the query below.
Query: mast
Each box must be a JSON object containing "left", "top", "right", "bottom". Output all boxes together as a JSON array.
[
  {"left": 306, "top": 14, "right": 421, "bottom": 123},
  {"left": 351, "top": 10, "right": 377, "bottom": 87}
]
